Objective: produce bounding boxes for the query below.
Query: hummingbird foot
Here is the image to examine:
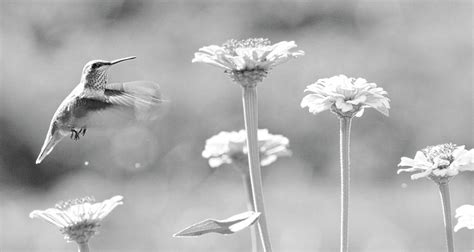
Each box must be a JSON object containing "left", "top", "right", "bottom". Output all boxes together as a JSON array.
[
  {"left": 78, "top": 128, "right": 87, "bottom": 136},
  {"left": 70, "top": 129, "right": 81, "bottom": 141},
  {"left": 70, "top": 130, "right": 78, "bottom": 140},
  {"left": 70, "top": 128, "right": 87, "bottom": 140}
]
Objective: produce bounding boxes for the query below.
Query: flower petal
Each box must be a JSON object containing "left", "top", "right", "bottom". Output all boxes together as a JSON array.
[
  {"left": 410, "top": 169, "right": 433, "bottom": 180},
  {"left": 261, "top": 155, "right": 277, "bottom": 166},
  {"left": 192, "top": 53, "right": 232, "bottom": 70},
  {"left": 173, "top": 211, "right": 261, "bottom": 237},
  {"left": 455, "top": 205, "right": 474, "bottom": 218},
  {"left": 454, "top": 204, "right": 474, "bottom": 232},
  {"left": 95, "top": 195, "right": 124, "bottom": 220},
  {"left": 452, "top": 149, "right": 474, "bottom": 171},
  {"left": 300, "top": 94, "right": 332, "bottom": 114},
  {"left": 29, "top": 209, "right": 68, "bottom": 228},
  {"left": 209, "top": 157, "right": 225, "bottom": 168},
  {"left": 398, "top": 157, "right": 416, "bottom": 167}
]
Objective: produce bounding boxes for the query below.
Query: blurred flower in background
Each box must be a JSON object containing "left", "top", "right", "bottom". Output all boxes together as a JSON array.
[
  {"left": 301, "top": 74, "right": 390, "bottom": 118},
  {"left": 397, "top": 143, "right": 474, "bottom": 180},
  {"left": 29, "top": 195, "right": 124, "bottom": 244},
  {"left": 192, "top": 38, "right": 304, "bottom": 86},
  {"left": 202, "top": 129, "right": 291, "bottom": 169},
  {"left": 454, "top": 204, "right": 474, "bottom": 232}
]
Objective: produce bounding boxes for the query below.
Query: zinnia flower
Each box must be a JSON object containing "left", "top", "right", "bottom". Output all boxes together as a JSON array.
[
  {"left": 192, "top": 38, "right": 304, "bottom": 86},
  {"left": 29, "top": 195, "right": 123, "bottom": 244},
  {"left": 202, "top": 129, "right": 291, "bottom": 169},
  {"left": 397, "top": 143, "right": 474, "bottom": 180},
  {"left": 454, "top": 204, "right": 474, "bottom": 232},
  {"left": 300, "top": 74, "right": 390, "bottom": 118}
]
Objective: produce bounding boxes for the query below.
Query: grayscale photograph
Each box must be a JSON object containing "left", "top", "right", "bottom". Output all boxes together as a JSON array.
[{"left": 0, "top": 1, "right": 473, "bottom": 251}]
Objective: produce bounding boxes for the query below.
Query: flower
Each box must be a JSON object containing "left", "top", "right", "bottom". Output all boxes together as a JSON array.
[
  {"left": 300, "top": 74, "right": 390, "bottom": 118},
  {"left": 397, "top": 143, "right": 474, "bottom": 181},
  {"left": 192, "top": 38, "right": 304, "bottom": 86},
  {"left": 454, "top": 204, "right": 474, "bottom": 232},
  {"left": 202, "top": 129, "right": 291, "bottom": 169},
  {"left": 29, "top": 195, "right": 123, "bottom": 244}
]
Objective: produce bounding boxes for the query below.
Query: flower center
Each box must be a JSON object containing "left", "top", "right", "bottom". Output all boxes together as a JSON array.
[
  {"left": 55, "top": 196, "right": 96, "bottom": 210},
  {"left": 61, "top": 220, "right": 100, "bottom": 244},
  {"left": 227, "top": 69, "right": 267, "bottom": 87},
  {"left": 422, "top": 143, "right": 456, "bottom": 169},
  {"left": 223, "top": 38, "right": 271, "bottom": 55}
]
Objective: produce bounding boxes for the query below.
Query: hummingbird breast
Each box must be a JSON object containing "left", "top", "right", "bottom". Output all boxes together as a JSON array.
[
  {"left": 83, "top": 68, "right": 108, "bottom": 91},
  {"left": 54, "top": 94, "right": 113, "bottom": 131}
]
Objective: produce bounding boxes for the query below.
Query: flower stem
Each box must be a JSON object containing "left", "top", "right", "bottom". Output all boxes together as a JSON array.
[
  {"left": 241, "top": 85, "right": 272, "bottom": 252},
  {"left": 339, "top": 116, "right": 352, "bottom": 252},
  {"left": 242, "top": 173, "right": 260, "bottom": 252},
  {"left": 437, "top": 182, "right": 455, "bottom": 252},
  {"left": 77, "top": 242, "right": 90, "bottom": 252}
]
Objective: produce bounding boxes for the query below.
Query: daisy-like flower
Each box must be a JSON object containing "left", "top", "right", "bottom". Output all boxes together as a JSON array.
[
  {"left": 397, "top": 144, "right": 473, "bottom": 252},
  {"left": 192, "top": 38, "right": 304, "bottom": 87},
  {"left": 202, "top": 129, "right": 291, "bottom": 169},
  {"left": 397, "top": 143, "right": 474, "bottom": 181},
  {"left": 29, "top": 195, "right": 123, "bottom": 245},
  {"left": 454, "top": 205, "right": 474, "bottom": 232},
  {"left": 300, "top": 74, "right": 390, "bottom": 118}
]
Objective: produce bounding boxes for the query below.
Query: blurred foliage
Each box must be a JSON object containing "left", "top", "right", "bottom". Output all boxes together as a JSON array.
[{"left": 0, "top": 0, "right": 472, "bottom": 251}]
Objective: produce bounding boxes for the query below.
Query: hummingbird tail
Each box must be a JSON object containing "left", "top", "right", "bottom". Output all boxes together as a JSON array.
[{"left": 36, "top": 130, "right": 65, "bottom": 164}]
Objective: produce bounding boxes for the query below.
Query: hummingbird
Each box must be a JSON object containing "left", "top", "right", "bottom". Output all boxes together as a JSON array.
[{"left": 36, "top": 56, "right": 163, "bottom": 164}]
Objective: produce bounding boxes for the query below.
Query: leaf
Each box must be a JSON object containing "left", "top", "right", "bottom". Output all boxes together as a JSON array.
[{"left": 173, "top": 211, "right": 261, "bottom": 237}]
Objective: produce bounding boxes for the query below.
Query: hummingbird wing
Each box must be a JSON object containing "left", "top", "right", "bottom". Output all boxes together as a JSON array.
[
  {"left": 82, "top": 81, "right": 164, "bottom": 127},
  {"left": 105, "top": 81, "right": 164, "bottom": 120}
]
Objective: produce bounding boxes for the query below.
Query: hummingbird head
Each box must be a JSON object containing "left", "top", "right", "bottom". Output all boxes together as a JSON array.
[{"left": 81, "top": 56, "right": 136, "bottom": 84}]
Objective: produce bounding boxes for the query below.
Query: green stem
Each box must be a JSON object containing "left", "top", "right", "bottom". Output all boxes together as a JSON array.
[
  {"left": 241, "top": 85, "right": 272, "bottom": 252},
  {"left": 438, "top": 182, "right": 455, "bottom": 252},
  {"left": 77, "top": 242, "right": 90, "bottom": 252},
  {"left": 242, "top": 173, "right": 260, "bottom": 252},
  {"left": 339, "top": 117, "right": 352, "bottom": 252}
]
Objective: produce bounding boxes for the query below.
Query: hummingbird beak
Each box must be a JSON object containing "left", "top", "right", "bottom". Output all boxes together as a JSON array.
[
  {"left": 109, "top": 56, "right": 136, "bottom": 65},
  {"left": 36, "top": 129, "right": 65, "bottom": 164}
]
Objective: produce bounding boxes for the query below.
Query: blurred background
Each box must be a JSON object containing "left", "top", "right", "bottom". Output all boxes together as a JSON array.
[{"left": 0, "top": 0, "right": 472, "bottom": 251}]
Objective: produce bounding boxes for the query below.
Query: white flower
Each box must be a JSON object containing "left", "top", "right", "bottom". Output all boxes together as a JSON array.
[
  {"left": 301, "top": 75, "right": 390, "bottom": 118},
  {"left": 202, "top": 129, "right": 291, "bottom": 169},
  {"left": 29, "top": 195, "right": 123, "bottom": 244},
  {"left": 192, "top": 38, "right": 304, "bottom": 86},
  {"left": 454, "top": 205, "right": 474, "bottom": 232},
  {"left": 397, "top": 143, "right": 474, "bottom": 180}
]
